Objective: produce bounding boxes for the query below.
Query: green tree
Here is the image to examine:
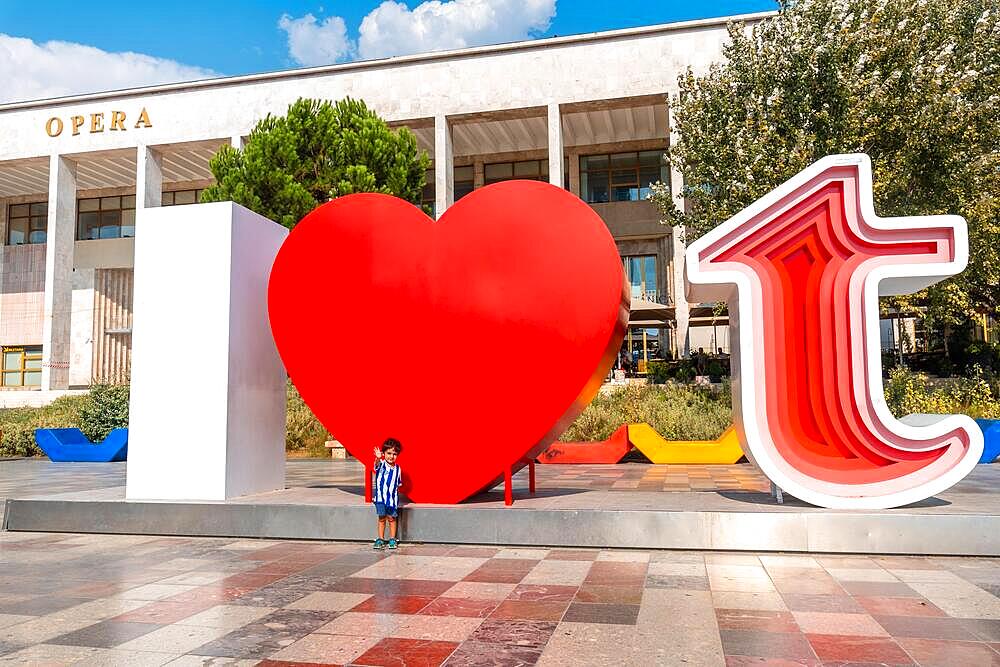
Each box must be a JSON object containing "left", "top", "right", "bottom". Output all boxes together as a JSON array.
[
  {"left": 78, "top": 382, "right": 130, "bottom": 442},
  {"left": 202, "top": 97, "right": 430, "bottom": 228},
  {"left": 651, "top": 0, "right": 999, "bottom": 329}
]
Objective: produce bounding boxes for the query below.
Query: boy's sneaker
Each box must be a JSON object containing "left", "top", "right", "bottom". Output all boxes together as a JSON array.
[
  {"left": 387, "top": 538, "right": 398, "bottom": 550},
  {"left": 373, "top": 539, "right": 385, "bottom": 550}
]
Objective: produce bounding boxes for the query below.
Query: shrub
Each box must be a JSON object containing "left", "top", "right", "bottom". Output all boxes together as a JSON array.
[
  {"left": 884, "top": 367, "right": 1000, "bottom": 420},
  {"left": 706, "top": 360, "right": 725, "bottom": 382},
  {"left": 674, "top": 363, "right": 696, "bottom": 384},
  {"left": 78, "top": 382, "right": 130, "bottom": 442},
  {"left": 286, "top": 381, "right": 330, "bottom": 455},
  {"left": 561, "top": 383, "right": 731, "bottom": 442},
  {"left": 964, "top": 341, "right": 1000, "bottom": 376},
  {"left": 0, "top": 422, "right": 41, "bottom": 457},
  {"left": 647, "top": 361, "right": 670, "bottom": 385},
  {"left": 0, "top": 394, "right": 89, "bottom": 457},
  {"left": 45, "top": 394, "right": 92, "bottom": 426}
]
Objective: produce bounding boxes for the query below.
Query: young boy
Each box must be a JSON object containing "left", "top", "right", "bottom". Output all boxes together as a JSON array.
[{"left": 372, "top": 438, "right": 403, "bottom": 550}]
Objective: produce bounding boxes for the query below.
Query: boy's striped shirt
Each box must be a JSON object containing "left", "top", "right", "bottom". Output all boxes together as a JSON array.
[{"left": 373, "top": 461, "right": 402, "bottom": 510}]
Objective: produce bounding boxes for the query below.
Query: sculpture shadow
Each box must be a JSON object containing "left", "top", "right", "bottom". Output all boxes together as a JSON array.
[
  {"left": 296, "top": 482, "right": 587, "bottom": 505},
  {"left": 897, "top": 496, "right": 951, "bottom": 509},
  {"left": 717, "top": 490, "right": 811, "bottom": 508},
  {"left": 717, "top": 490, "right": 951, "bottom": 509},
  {"left": 463, "top": 486, "right": 589, "bottom": 505},
  {"left": 302, "top": 483, "right": 365, "bottom": 494}
]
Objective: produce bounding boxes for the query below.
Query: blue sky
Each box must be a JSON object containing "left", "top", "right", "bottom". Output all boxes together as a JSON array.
[{"left": 0, "top": 0, "right": 776, "bottom": 103}]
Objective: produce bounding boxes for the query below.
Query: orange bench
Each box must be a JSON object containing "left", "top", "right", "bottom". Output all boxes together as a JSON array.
[{"left": 537, "top": 424, "right": 631, "bottom": 464}]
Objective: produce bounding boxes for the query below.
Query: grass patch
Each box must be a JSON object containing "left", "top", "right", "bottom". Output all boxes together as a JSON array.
[
  {"left": 0, "top": 394, "right": 90, "bottom": 457},
  {"left": 561, "top": 383, "right": 732, "bottom": 442}
]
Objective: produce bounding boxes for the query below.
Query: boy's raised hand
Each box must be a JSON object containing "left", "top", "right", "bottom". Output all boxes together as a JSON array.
[{"left": 373, "top": 446, "right": 383, "bottom": 461}]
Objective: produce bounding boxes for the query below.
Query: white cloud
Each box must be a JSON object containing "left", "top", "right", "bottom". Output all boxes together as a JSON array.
[
  {"left": 279, "top": 0, "right": 557, "bottom": 66},
  {"left": 0, "top": 34, "right": 217, "bottom": 105},
  {"left": 359, "top": 0, "right": 556, "bottom": 60},
  {"left": 278, "top": 13, "right": 354, "bottom": 66}
]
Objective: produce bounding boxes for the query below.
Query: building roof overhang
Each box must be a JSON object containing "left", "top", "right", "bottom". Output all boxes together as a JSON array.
[{"left": 0, "top": 11, "right": 776, "bottom": 113}]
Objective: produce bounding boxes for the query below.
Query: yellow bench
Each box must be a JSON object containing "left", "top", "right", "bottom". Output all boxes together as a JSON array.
[{"left": 627, "top": 423, "right": 743, "bottom": 464}]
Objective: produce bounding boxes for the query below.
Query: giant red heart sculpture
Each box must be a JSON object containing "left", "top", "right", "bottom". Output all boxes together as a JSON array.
[{"left": 268, "top": 180, "right": 628, "bottom": 503}]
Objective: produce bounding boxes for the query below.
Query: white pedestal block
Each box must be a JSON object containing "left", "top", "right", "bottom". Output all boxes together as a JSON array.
[{"left": 126, "top": 202, "right": 289, "bottom": 501}]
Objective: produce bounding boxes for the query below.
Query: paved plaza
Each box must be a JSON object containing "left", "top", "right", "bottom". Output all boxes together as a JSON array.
[
  {"left": 0, "top": 532, "right": 1000, "bottom": 665},
  {"left": 0, "top": 458, "right": 772, "bottom": 502},
  {"left": 0, "top": 531, "right": 998, "bottom": 666},
  {"left": 2, "top": 458, "right": 1000, "bottom": 664}
]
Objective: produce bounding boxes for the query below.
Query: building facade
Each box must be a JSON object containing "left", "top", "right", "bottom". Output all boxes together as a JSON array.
[{"left": 0, "top": 13, "right": 772, "bottom": 395}]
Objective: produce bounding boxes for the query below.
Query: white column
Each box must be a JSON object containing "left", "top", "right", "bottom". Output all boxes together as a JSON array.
[
  {"left": 0, "top": 202, "right": 7, "bottom": 339},
  {"left": 41, "top": 155, "right": 77, "bottom": 390},
  {"left": 547, "top": 103, "right": 564, "bottom": 187},
  {"left": 434, "top": 115, "right": 454, "bottom": 220},
  {"left": 670, "top": 164, "right": 690, "bottom": 358},
  {"left": 665, "top": 93, "right": 691, "bottom": 358},
  {"left": 127, "top": 202, "right": 288, "bottom": 500},
  {"left": 135, "top": 144, "right": 162, "bottom": 209},
  {"left": 231, "top": 135, "right": 245, "bottom": 150}
]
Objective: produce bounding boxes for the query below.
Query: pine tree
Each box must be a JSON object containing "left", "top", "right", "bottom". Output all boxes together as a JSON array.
[{"left": 202, "top": 97, "right": 430, "bottom": 229}]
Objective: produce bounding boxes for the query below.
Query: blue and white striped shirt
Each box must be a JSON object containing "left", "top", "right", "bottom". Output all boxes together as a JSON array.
[{"left": 373, "top": 461, "right": 402, "bottom": 510}]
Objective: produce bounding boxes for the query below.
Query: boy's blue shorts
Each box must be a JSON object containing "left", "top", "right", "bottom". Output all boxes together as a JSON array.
[{"left": 374, "top": 502, "right": 398, "bottom": 518}]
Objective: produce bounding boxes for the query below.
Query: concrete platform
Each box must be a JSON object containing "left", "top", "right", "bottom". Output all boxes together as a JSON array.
[{"left": 3, "top": 459, "right": 1000, "bottom": 556}]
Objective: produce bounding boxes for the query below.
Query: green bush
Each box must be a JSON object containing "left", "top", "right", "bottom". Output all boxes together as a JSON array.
[
  {"left": 647, "top": 361, "right": 670, "bottom": 385},
  {"left": 561, "top": 383, "right": 731, "bottom": 442},
  {"left": 964, "top": 341, "right": 1000, "bottom": 376},
  {"left": 78, "top": 382, "right": 130, "bottom": 442},
  {"left": 706, "top": 360, "right": 725, "bottom": 382},
  {"left": 674, "top": 363, "right": 696, "bottom": 384},
  {"left": 1, "top": 422, "right": 41, "bottom": 457},
  {"left": 0, "top": 394, "right": 90, "bottom": 457},
  {"left": 884, "top": 367, "right": 1000, "bottom": 419},
  {"left": 286, "top": 381, "right": 330, "bottom": 456}
]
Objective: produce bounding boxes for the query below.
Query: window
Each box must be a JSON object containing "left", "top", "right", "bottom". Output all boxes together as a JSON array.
[
  {"left": 2, "top": 346, "right": 42, "bottom": 387},
  {"left": 6, "top": 202, "right": 47, "bottom": 245},
  {"left": 623, "top": 255, "right": 664, "bottom": 367},
  {"left": 624, "top": 255, "right": 658, "bottom": 302},
  {"left": 162, "top": 189, "right": 203, "bottom": 206},
  {"left": 77, "top": 195, "right": 136, "bottom": 240},
  {"left": 484, "top": 159, "right": 549, "bottom": 185},
  {"left": 580, "top": 151, "right": 668, "bottom": 203},
  {"left": 454, "top": 166, "right": 474, "bottom": 201}
]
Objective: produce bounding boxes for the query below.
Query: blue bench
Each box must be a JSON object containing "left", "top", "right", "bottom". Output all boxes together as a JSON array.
[
  {"left": 975, "top": 419, "right": 1000, "bottom": 464},
  {"left": 34, "top": 428, "right": 128, "bottom": 462}
]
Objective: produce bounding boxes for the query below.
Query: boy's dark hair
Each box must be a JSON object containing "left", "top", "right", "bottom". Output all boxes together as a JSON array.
[{"left": 382, "top": 438, "right": 402, "bottom": 454}]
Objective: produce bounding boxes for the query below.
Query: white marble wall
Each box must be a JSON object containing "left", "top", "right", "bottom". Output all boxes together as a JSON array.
[
  {"left": 68, "top": 268, "right": 95, "bottom": 388},
  {"left": 0, "top": 244, "right": 46, "bottom": 345},
  {"left": 40, "top": 155, "right": 76, "bottom": 389}
]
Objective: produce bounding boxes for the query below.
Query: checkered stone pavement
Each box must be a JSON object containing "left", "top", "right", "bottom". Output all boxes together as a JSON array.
[
  {"left": 534, "top": 463, "right": 770, "bottom": 493},
  {"left": 0, "top": 532, "right": 999, "bottom": 665}
]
